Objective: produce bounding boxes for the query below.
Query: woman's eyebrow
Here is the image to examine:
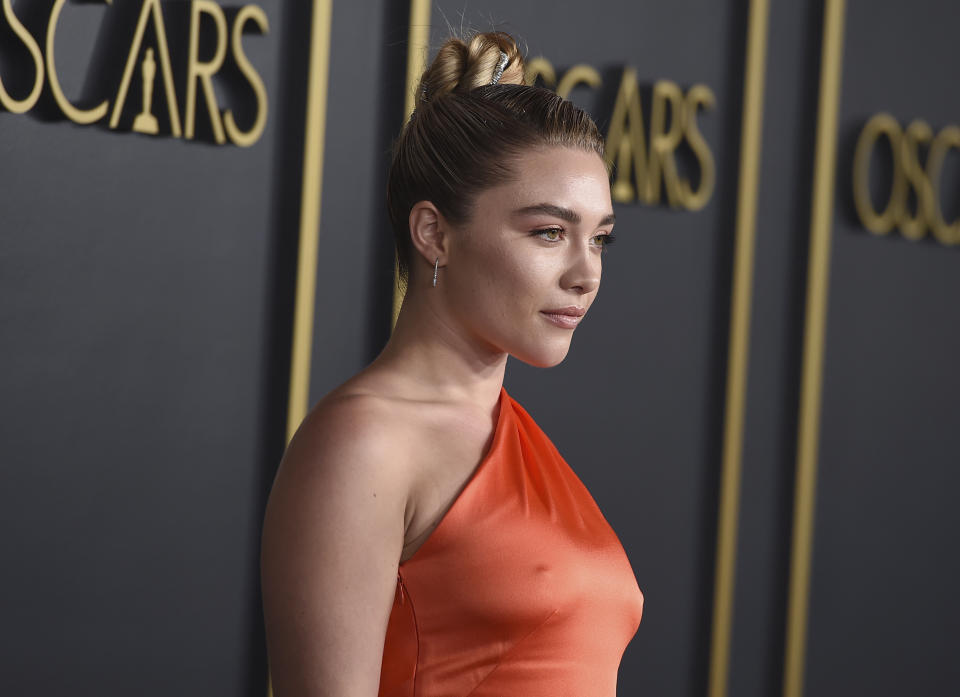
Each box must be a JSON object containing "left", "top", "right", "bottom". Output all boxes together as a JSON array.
[{"left": 512, "top": 203, "right": 616, "bottom": 226}]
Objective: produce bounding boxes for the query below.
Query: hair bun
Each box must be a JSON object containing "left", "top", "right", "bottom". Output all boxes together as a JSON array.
[{"left": 416, "top": 31, "right": 526, "bottom": 108}]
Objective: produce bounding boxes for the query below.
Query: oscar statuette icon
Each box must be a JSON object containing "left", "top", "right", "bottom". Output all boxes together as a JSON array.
[{"left": 133, "top": 48, "right": 159, "bottom": 134}]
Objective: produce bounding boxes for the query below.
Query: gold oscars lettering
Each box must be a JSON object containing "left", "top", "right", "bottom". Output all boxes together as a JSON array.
[
  {"left": 0, "top": 0, "right": 269, "bottom": 147},
  {"left": 853, "top": 112, "right": 960, "bottom": 245},
  {"left": 527, "top": 58, "right": 716, "bottom": 211}
]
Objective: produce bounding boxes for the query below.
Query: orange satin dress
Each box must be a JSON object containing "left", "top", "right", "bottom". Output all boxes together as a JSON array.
[{"left": 378, "top": 386, "right": 644, "bottom": 697}]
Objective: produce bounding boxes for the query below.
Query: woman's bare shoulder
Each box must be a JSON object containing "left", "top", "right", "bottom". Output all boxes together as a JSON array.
[
  {"left": 274, "top": 376, "right": 426, "bottom": 499},
  {"left": 262, "top": 377, "right": 422, "bottom": 576},
  {"left": 261, "top": 378, "right": 419, "bottom": 697}
]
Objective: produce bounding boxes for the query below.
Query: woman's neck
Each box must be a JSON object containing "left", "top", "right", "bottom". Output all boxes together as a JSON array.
[{"left": 367, "top": 285, "right": 507, "bottom": 407}]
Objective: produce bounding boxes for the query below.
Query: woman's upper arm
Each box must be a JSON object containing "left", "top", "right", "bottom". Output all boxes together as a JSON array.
[{"left": 260, "top": 397, "right": 410, "bottom": 697}]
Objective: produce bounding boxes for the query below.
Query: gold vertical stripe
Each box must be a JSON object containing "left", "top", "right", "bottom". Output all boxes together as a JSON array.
[
  {"left": 404, "top": 0, "right": 433, "bottom": 121},
  {"left": 783, "top": 2, "right": 846, "bottom": 697},
  {"left": 707, "top": 2, "right": 769, "bottom": 697},
  {"left": 271, "top": 1, "right": 334, "bottom": 695},
  {"left": 270, "top": 0, "right": 334, "bottom": 693},
  {"left": 284, "top": 0, "right": 334, "bottom": 445},
  {"left": 392, "top": 0, "right": 433, "bottom": 330}
]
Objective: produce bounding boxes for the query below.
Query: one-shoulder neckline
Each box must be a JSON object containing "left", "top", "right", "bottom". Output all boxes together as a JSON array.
[{"left": 398, "top": 385, "right": 511, "bottom": 569}]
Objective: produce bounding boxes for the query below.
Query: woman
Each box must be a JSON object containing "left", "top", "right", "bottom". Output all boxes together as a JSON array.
[{"left": 261, "top": 30, "right": 644, "bottom": 697}]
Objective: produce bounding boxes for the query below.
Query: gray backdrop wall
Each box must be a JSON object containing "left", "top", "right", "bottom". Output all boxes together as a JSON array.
[{"left": 2, "top": 1, "right": 957, "bottom": 696}]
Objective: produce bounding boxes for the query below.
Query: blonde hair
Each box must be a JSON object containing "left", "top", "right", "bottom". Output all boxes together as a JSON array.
[{"left": 387, "top": 30, "right": 606, "bottom": 288}]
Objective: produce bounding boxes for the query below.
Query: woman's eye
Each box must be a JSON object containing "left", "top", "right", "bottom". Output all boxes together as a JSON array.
[
  {"left": 535, "top": 227, "right": 563, "bottom": 241},
  {"left": 592, "top": 232, "right": 617, "bottom": 249}
]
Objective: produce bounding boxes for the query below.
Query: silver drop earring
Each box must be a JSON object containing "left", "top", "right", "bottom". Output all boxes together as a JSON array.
[{"left": 432, "top": 257, "right": 439, "bottom": 287}]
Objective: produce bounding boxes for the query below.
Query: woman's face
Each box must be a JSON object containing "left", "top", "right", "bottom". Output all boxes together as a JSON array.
[{"left": 443, "top": 145, "right": 615, "bottom": 368}]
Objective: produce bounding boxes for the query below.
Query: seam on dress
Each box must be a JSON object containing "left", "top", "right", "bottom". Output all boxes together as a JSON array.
[
  {"left": 461, "top": 607, "right": 560, "bottom": 697},
  {"left": 398, "top": 571, "right": 420, "bottom": 697}
]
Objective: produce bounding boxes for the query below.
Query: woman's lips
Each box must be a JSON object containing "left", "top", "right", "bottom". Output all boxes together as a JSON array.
[{"left": 539, "top": 310, "right": 584, "bottom": 329}]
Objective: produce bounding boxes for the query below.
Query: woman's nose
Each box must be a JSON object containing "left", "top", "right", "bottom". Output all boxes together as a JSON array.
[{"left": 560, "top": 242, "right": 601, "bottom": 294}]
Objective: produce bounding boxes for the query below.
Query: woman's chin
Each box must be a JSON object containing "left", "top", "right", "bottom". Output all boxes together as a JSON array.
[{"left": 509, "top": 341, "right": 572, "bottom": 368}]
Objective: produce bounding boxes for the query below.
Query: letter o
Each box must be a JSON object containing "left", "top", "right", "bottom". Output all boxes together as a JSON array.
[{"left": 853, "top": 113, "right": 906, "bottom": 235}]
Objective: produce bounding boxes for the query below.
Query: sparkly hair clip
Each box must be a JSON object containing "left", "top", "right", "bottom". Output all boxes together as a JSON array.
[
  {"left": 490, "top": 51, "right": 508, "bottom": 85},
  {"left": 418, "top": 49, "right": 509, "bottom": 106}
]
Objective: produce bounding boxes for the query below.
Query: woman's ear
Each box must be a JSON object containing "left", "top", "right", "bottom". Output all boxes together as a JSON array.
[{"left": 408, "top": 201, "right": 448, "bottom": 269}]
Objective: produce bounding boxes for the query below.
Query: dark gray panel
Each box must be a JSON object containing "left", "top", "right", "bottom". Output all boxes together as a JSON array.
[
  {"left": 0, "top": 1, "right": 305, "bottom": 693},
  {"left": 306, "top": 0, "right": 405, "bottom": 402},
  {"left": 731, "top": 1, "right": 824, "bottom": 696},
  {"left": 806, "top": 1, "right": 960, "bottom": 695}
]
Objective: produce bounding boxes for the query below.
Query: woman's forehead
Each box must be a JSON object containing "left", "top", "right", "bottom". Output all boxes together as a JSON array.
[{"left": 479, "top": 152, "right": 612, "bottom": 219}]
